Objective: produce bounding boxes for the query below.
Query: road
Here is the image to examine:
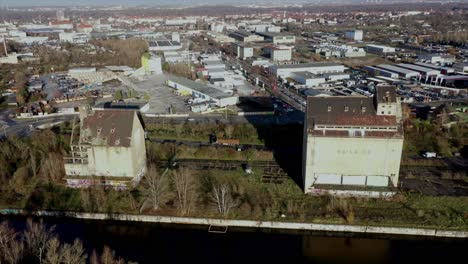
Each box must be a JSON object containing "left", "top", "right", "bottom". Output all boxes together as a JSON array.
[
  {"left": 0, "top": 111, "right": 75, "bottom": 139},
  {"left": 221, "top": 54, "right": 306, "bottom": 112}
]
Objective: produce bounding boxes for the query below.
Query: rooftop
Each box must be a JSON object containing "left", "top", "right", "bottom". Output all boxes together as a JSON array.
[
  {"left": 272, "top": 62, "right": 343, "bottom": 70},
  {"left": 81, "top": 110, "right": 137, "bottom": 147},
  {"left": 169, "top": 77, "right": 234, "bottom": 100}
]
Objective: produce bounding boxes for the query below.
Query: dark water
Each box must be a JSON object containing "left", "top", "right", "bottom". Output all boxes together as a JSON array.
[{"left": 1, "top": 216, "right": 466, "bottom": 264}]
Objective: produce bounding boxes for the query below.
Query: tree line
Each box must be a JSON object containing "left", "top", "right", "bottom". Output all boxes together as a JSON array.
[{"left": 0, "top": 219, "right": 134, "bottom": 264}]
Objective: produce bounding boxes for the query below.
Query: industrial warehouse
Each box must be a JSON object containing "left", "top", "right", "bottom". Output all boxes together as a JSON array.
[
  {"left": 166, "top": 77, "right": 239, "bottom": 108},
  {"left": 303, "top": 86, "right": 404, "bottom": 196}
]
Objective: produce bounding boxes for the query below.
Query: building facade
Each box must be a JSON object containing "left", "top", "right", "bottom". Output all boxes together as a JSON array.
[
  {"left": 264, "top": 45, "right": 292, "bottom": 61},
  {"left": 303, "top": 86, "right": 404, "bottom": 196},
  {"left": 345, "top": 30, "right": 363, "bottom": 41},
  {"left": 64, "top": 109, "right": 147, "bottom": 188}
]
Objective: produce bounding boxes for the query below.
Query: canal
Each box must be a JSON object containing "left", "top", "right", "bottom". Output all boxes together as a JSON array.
[{"left": 1, "top": 216, "right": 466, "bottom": 264}]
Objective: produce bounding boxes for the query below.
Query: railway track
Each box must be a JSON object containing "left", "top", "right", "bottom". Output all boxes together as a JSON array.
[{"left": 155, "top": 158, "right": 290, "bottom": 184}]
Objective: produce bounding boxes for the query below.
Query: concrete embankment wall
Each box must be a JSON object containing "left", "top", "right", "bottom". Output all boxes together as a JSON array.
[{"left": 0, "top": 209, "right": 466, "bottom": 238}]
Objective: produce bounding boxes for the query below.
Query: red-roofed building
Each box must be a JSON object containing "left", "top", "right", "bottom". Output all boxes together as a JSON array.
[{"left": 76, "top": 24, "right": 93, "bottom": 33}]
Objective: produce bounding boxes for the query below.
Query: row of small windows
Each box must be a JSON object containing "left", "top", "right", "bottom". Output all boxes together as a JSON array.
[{"left": 316, "top": 125, "right": 397, "bottom": 130}]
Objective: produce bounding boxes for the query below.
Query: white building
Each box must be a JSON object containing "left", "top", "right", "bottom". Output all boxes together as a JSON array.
[
  {"left": 0, "top": 53, "right": 18, "bottom": 64},
  {"left": 264, "top": 45, "right": 292, "bottom": 61},
  {"left": 59, "top": 32, "right": 90, "bottom": 44},
  {"left": 231, "top": 42, "right": 253, "bottom": 59},
  {"left": 453, "top": 63, "right": 468, "bottom": 73},
  {"left": 142, "top": 53, "right": 163, "bottom": 75},
  {"left": 345, "top": 30, "right": 363, "bottom": 41},
  {"left": 291, "top": 72, "right": 326, "bottom": 87},
  {"left": 315, "top": 44, "right": 366, "bottom": 58},
  {"left": 207, "top": 31, "right": 235, "bottom": 44},
  {"left": 165, "top": 19, "right": 197, "bottom": 26},
  {"left": 366, "top": 44, "right": 396, "bottom": 54},
  {"left": 256, "top": 32, "right": 295, "bottom": 44},
  {"left": 246, "top": 24, "right": 281, "bottom": 33},
  {"left": 9, "top": 36, "right": 48, "bottom": 45},
  {"left": 417, "top": 54, "right": 456, "bottom": 65},
  {"left": 167, "top": 77, "right": 238, "bottom": 107},
  {"left": 269, "top": 63, "right": 346, "bottom": 78},
  {"left": 64, "top": 109, "right": 147, "bottom": 188},
  {"left": 229, "top": 30, "right": 264, "bottom": 43},
  {"left": 303, "top": 86, "right": 404, "bottom": 196},
  {"left": 171, "top": 32, "right": 180, "bottom": 42}
]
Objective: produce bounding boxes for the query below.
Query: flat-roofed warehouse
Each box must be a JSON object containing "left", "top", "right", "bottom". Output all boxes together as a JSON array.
[
  {"left": 303, "top": 86, "right": 404, "bottom": 196},
  {"left": 167, "top": 77, "right": 239, "bottom": 107},
  {"left": 414, "top": 62, "right": 455, "bottom": 75},
  {"left": 255, "top": 32, "right": 296, "bottom": 44},
  {"left": 362, "top": 66, "right": 399, "bottom": 79},
  {"left": 396, "top": 63, "right": 441, "bottom": 76},
  {"left": 269, "top": 62, "right": 346, "bottom": 78},
  {"left": 375, "top": 64, "right": 420, "bottom": 79}
]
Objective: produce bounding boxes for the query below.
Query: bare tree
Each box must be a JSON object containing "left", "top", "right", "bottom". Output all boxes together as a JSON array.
[
  {"left": 23, "top": 219, "right": 56, "bottom": 264},
  {"left": 210, "top": 183, "right": 239, "bottom": 217},
  {"left": 61, "top": 239, "right": 87, "bottom": 264},
  {"left": 0, "top": 221, "right": 23, "bottom": 264},
  {"left": 44, "top": 238, "right": 62, "bottom": 264},
  {"left": 140, "top": 166, "right": 171, "bottom": 212},
  {"left": 173, "top": 168, "right": 198, "bottom": 216}
]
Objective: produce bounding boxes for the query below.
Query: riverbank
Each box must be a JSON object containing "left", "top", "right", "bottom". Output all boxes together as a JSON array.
[{"left": 1, "top": 209, "right": 466, "bottom": 239}]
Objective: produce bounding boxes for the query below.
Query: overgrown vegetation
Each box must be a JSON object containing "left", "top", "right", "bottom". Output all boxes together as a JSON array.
[
  {"left": 0, "top": 117, "right": 467, "bottom": 230},
  {"left": 403, "top": 118, "right": 468, "bottom": 157}
]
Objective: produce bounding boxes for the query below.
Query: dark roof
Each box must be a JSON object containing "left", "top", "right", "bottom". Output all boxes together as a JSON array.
[
  {"left": 81, "top": 110, "right": 136, "bottom": 147},
  {"left": 375, "top": 86, "right": 397, "bottom": 103},
  {"left": 93, "top": 101, "right": 148, "bottom": 111},
  {"left": 308, "top": 96, "right": 372, "bottom": 124}
]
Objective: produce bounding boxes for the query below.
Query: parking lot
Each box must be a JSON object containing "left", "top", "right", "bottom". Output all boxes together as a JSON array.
[{"left": 131, "top": 74, "right": 191, "bottom": 114}]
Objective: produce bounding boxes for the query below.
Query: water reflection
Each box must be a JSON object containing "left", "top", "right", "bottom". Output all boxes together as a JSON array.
[{"left": 1, "top": 216, "right": 466, "bottom": 264}]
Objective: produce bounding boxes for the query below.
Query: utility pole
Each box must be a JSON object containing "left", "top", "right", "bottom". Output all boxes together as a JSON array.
[{"left": 2, "top": 36, "right": 7, "bottom": 56}]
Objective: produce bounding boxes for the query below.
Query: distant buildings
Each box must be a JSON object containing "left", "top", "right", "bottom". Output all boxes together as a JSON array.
[
  {"left": 231, "top": 42, "right": 254, "bottom": 59},
  {"left": 167, "top": 77, "right": 239, "bottom": 108},
  {"left": 345, "top": 30, "right": 363, "bottom": 41},
  {"left": 64, "top": 108, "right": 147, "bottom": 188},
  {"left": 269, "top": 62, "right": 346, "bottom": 78},
  {"left": 366, "top": 44, "right": 396, "bottom": 54},
  {"left": 207, "top": 31, "right": 235, "bottom": 44},
  {"left": 417, "top": 54, "right": 455, "bottom": 65},
  {"left": 148, "top": 40, "right": 182, "bottom": 51},
  {"left": 314, "top": 44, "right": 366, "bottom": 58},
  {"left": 59, "top": 32, "right": 90, "bottom": 44},
  {"left": 141, "top": 53, "right": 162, "bottom": 75},
  {"left": 228, "top": 30, "right": 264, "bottom": 43},
  {"left": 303, "top": 86, "right": 404, "bottom": 196},
  {"left": 264, "top": 45, "right": 292, "bottom": 61},
  {"left": 255, "top": 32, "right": 296, "bottom": 44},
  {"left": 246, "top": 24, "right": 281, "bottom": 33}
]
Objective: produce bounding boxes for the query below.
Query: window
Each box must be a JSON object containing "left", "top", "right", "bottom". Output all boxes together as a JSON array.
[
  {"left": 381, "top": 111, "right": 384, "bottom": 114},
  {"left": 388, "top": 111, "right": 391, "bottom": 114},
  {"left": 344, "top": 106, "right": 349, "bottom": 112},
  {"left": 327, "top": 106, "right": 332, "bottom": 112}
]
